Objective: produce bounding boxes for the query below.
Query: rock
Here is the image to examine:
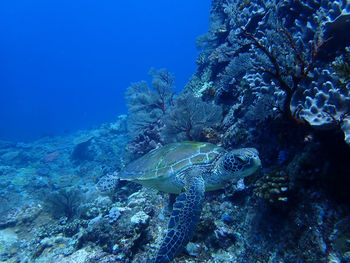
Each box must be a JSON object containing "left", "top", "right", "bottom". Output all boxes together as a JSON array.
[
  {"left": 71, "top": 137, "right": 94, "bottom": 162},
  {"left": 106, "top": 207, "right": 122, "bottom": 223},
  {"left": 221, "top": 214, "right": 234, "bottom": 225},
  {"left": 343, "top": 251, "right": 350, "bottom": 261},
  {"left": 109, "top": 115, "right": 127, "bottom": 133},
  {"left": 0, "top": 228, "right": 19, "bottom": 256},
  {"left": 0, "top": 140, "right": 15, "bottom": 149},
  {"left": 130, "top": 211, "right": 150, "bottom": 226},
  {"left": 95, "top": 196, "right": 113, "bottom": 208},
  {"left": 1, "top": 151, "right": 20, "bottom": 162},
  {"left": 186, "top": 242, "right": 200, "bottom": 257}
]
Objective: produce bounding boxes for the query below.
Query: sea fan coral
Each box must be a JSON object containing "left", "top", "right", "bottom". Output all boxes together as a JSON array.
[
  {"left": 162, "top": 92, "right": 223, "bottom": 142},
  {"left": 125, "top": 68, "right": 175, "bottom": 155}
]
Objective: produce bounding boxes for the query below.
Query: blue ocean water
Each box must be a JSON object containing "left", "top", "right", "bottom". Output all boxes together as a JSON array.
[{"left": 0, "top": 0, "right": 211, "bottom": 141}]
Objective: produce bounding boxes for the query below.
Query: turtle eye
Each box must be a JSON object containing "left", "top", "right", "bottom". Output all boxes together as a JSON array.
[{"left": 236, "top": 155, "right": 247, "bottom": 163}]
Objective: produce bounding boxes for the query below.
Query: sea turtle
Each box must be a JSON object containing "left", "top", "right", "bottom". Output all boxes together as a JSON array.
[{"left": 116, "top": 141, "right": 261, "bottom": 263}]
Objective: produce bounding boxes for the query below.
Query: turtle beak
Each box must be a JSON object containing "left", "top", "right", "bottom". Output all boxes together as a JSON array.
[
  {"left": 243, "top": 148, "right": 261, "bottom": 170},
  {"left": 243, "top": 148, "right": 259, "bottom": 157},
  {"left": 252, "top": 156, "right": 261, "bottom": 168}
]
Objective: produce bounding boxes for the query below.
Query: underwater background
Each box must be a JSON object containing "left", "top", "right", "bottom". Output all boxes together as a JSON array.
[
  {"left": 1, "top": 0, "right": 350, "bottom": 262},
  {"left": 0, "top": 0, "right": 210, "bottom": 141}
]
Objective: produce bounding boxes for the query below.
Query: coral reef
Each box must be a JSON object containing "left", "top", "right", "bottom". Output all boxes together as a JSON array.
[
  {"left": 185, "top": 0, "right": 350, "bottom": 146},
  {"left": 0, "top": 119, "right": 349, "bottom": 262}
]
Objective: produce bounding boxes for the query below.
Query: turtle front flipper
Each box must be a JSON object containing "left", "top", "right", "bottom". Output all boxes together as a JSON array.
[{"left": 154, "top": 169, "right": 205, "bottom": 263}]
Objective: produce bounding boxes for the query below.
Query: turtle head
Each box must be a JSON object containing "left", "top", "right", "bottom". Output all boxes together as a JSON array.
[{"left": 222, "top": 148, "right": 261, "bottom": 180}]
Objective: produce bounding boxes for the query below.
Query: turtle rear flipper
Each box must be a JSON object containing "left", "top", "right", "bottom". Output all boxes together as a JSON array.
[{"left": 154, "top": 169, "right": 205, "bottom": 263}]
